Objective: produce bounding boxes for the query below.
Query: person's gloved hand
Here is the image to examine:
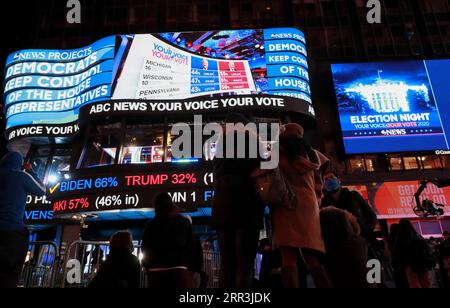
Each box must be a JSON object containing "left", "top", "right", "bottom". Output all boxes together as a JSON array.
[{"left": 22, "top": 162, "right": 33, "bottom": 171}]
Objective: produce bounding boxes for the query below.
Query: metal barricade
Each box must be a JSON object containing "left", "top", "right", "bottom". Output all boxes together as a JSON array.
[
  {"left": 61, "top": 240, "right": 110, "bottom": 288},
  {"left": 61, "top": 240, "right": 147, "bottom": 288},
  {"left": 19, "top": 241, "right": 60, "bottom": 288},
  {"left": 22, "top": 239, "right": 221, "bottom": 288},
  {"left": 203, "top": 250, "right": 221, "bottom": 288}
]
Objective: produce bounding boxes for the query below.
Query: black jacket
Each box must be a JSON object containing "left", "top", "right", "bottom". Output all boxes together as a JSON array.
[
  {"left": 321, "top": 188, "right": 377, "bottom": 239},
  {"left": 392, "top": 237, "right": 435, "bottom": 272},
  {"left": 212, "top": 128, "right": 264, "bottom": 230},
  {"left": 142, "top": 213, "right": 195, "bottom": 269},
  {"left": 188, "top": 234, "right": 204, "bottom": 273},
  {"left": 88, "top": 248, "right": 141, "bottom": 288}
]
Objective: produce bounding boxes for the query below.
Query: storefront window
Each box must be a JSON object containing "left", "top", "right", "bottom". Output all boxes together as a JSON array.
[
  {"left": 167, "top": 123, "right": 203, "bottom": 163},
  {"left": 403, "top": 156, "right": 420, "bottom": 170},
  {"left": 119, "top": 125, "right": 164, "bottom": 164},
  {"left": 420, "top": 155, "right": 443, "bottom": 169},
  {"left": 29, "top": 146, "right": 51, "bottom": 180},
  {"left": 82, "top": 135, "right": 120, "bottom": 168},
  {"left": 388, "top": 155, "right": 403, "bottom": 171},
  {"left": 442, "top": 155, "right": 450, "bottom": 169},
  {"left": 364, "top": 155, "right": 379, "bottom": 172},
  {"left": 46, "top": 148, "right": 72, "bottom": 185},
  {"left": 166, "top": 131, "right": 173, "bottom": 162},
  {"left": 347, "top": 156, "right": 365, "bottom": 173}
]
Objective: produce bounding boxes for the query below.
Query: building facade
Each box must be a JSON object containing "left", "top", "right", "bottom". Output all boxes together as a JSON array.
[{"left": 1, "top": 0, "right": 450, "bottom": 237}]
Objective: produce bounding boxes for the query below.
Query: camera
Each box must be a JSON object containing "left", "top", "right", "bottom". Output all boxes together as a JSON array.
[{"left": 414, "top": 199, "right": 445, "bottom": 218}]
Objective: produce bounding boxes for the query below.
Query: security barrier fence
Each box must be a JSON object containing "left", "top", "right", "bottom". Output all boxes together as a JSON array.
[{"left": 19, "top": 240, "right": 221, "bottom": 288}]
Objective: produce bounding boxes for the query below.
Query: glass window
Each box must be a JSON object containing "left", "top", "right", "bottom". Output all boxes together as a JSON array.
[
  {"left": 167, "top": 123, "right": 203, "bottom": 163},
  {"left": 166, "top": 131, "right": 173, "bottom": 162},
  {"left": 347, "top": 156, "right": 365, "bottom": 173},
  {"left": 364, "top": 155, "right": 379, "bottom": 172},
  {"left": 388, "top": 155, "right": 403, "bottom": 171},
  {"left": 29, "top": 146, "right": 51, "bottom": 181},
  {"left": 419, "top": 221, "right": 443, "bottom": 236},
  {"left": 403, "top": 156, "right": 420, "bottom": 170},
  {"left": 119, "top": 125, "right": 164, "bottom": 164},
  {"left": 442, "top": 155, "right": 450, "bottom": 169},
  {"left": 420, "top": 155, "right": 443, "bottom": 169},
  {"left": 46, "top": 148, "right": 72, "bottom": 185},
  {"left": 82, "top": 135, "right": 120, "bottom": 168}
]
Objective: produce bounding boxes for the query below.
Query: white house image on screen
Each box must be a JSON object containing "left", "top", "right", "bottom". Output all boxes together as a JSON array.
[{"left": 346, "top": 71, "right": 430, "bottom": 113}]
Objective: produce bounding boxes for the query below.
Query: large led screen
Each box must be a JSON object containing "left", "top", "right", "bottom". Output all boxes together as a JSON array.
[
  {"left": 331, "top": 60, "right": 450, "bottom": 154},
  {"left": 3, "top": 28, "right": 313, "bottom": 141}
]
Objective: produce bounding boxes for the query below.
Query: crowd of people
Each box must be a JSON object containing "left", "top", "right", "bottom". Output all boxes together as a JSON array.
[{"left": 0, "top": 117, "right": 449, "bottom": 288}]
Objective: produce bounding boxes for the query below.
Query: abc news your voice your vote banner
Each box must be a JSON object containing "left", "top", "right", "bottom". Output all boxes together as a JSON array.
[{"left": 3, "top": 28, "right": 313, "bottom": 141}]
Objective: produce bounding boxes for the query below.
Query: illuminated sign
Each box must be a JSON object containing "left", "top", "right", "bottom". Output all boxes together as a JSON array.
[
  {"left": 331, "top": 60, "right": 450, "bottom": 154},
  {"left": 25, "top": 195, "right": 54, "bottom": 224},
  {"left": 49, "top": 167, "right": 216, "bottom": 216},
  {"left": 4, "top": 36, "right": 115, "bottom": 140},
  {"left": 345, "top": 181, "right": 450, "bottom": 219},
  {"left": 4, "top": 28, "right": 312, "bottom": 141}
]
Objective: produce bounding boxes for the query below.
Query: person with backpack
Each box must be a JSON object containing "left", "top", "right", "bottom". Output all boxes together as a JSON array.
[
  {"left": 320, "top": 206, "right": 369, "bottom": 288},
  {"left": 392, "top": 219, "right": 436, "bottom": 288},
  {"left": 271, "top": 123, "right": 331, "bottom": 288},
  {"left": 321, "top": 171, "right": 377, "bottom": 241}
]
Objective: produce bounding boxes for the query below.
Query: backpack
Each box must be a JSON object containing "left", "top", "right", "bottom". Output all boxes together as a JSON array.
[{"left": 251, "top": 167, "right": 298, "bottom": 209}]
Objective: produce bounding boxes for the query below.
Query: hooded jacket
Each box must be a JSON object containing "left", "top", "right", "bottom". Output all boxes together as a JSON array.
[{"left": 0, "top": 152, "right": 45, "bottom": 231}]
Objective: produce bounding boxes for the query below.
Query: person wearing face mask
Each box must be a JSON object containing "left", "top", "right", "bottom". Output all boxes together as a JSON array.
[{"left": 320, "top": 172, "right": 377, "bottom": 242}]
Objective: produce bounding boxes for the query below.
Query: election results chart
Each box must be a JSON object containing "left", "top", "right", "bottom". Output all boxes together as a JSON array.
[
  {"left": 112, "top": 28, "right": 311, "bottom": 103},
  {"left": 113, "top": 34, "right": 256, "bottom": 100}
]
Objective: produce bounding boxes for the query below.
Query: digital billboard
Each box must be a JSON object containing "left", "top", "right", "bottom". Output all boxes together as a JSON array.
[
  {"left": 331, "top": 60, "right": 450, "bottom": 154},
  {"left": 48, "top": 166, "right": 216, "bottom": 217},
  {"left": 345, "top": 181, "right": 450, "bottom": 219},
  {"left": 3, "top": 28, "right": 313, "bottom": 142}
]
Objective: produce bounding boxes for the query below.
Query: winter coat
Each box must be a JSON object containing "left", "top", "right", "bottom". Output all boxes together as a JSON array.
[
  {"left": 0, "top": 152, "right": 45, "bottom": 231},
  {"left": 88, "top": 248, "right": 141, "bottom": 288},
  {"left": 321, "top": 188, "right": 377, "bottom": 240},
  {"left": 212, "top": 127, "right": 264, "bottom": 230},
  {"left": 142, "top": 210, "right": 195, "bottom": 270},
  {"left": 320, "top": 206, "right": 369, "bottom": 288},
  {"left": 272, "top": 150, "right": 327, "bottom": 253},
  {"left": 392, "top": 236, "right": 435, "bottom": 272}
]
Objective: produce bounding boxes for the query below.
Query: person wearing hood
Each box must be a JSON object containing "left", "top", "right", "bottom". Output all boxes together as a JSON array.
[
  {"left": 273, "top": 123, "right": 331, "bottom": 288},
  {"left": 0, "top": 151, "right": 45, "bottom": 288}
]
